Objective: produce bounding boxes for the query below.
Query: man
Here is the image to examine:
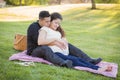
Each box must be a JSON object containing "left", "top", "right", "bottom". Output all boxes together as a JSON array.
[{"left": 27, "top": 11, "right": 102, "bottom": 68}]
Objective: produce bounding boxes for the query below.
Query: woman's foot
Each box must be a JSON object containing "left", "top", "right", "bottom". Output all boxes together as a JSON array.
[
  {"left": 98, "top": 65, "right": 112, "bottom": 72},
  {"left": 106, "top": 66, "right": 112, "bottom": 71}
]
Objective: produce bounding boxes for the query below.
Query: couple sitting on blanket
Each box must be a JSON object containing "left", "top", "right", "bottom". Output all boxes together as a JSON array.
[{"left": 27, "top": 11, "right": 112, "bottom": 72}]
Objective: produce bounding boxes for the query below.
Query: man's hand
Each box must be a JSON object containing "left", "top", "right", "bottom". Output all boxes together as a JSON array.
[{"left": 48, "top": 40, "right": 66, "bottom": 50}]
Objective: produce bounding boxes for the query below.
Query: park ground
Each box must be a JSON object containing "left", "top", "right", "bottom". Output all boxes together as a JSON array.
[{"left": 0, "top": 4, "right": 120, "bottom": 80}]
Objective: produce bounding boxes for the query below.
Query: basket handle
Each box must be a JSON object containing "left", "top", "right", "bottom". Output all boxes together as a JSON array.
[{"left": 14, "top": 35, "right": 25, "bottom": 45}]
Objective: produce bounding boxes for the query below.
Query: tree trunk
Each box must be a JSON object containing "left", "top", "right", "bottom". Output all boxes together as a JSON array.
[
  {"left": 57, "top": 0, "right": 61, "bottom": 4},
  {"left": 91, "top": 0, "right": 96, "bottom": 9},
  {"left": 19, "top": 0, "right": 22, "bottom": 6}
]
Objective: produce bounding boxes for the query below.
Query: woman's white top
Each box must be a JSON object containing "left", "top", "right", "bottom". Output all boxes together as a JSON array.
[{"left": 39, "top": 26, "right": 69, "bottom": 55}]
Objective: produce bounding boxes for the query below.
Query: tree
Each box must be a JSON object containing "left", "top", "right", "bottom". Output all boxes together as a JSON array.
[
  {"left": 19, "top": 0, "right": 22, "bottom": 6},
  {"left": 57, "top": 0, "right": 62, "bottom": 4},
  {"left": 5, "top": 0, "right": 33, "bottom": 6},
  {"left": 91, "top": 0, "right": 96, "bottom": 9}
]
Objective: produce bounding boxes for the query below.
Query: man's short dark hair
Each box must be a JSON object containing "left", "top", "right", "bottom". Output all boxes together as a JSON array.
[{"left": 39, "top": 11, "right": 50, "bottom": 19}]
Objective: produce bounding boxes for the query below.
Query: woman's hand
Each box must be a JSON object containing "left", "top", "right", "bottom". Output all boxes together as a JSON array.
[
  {"left": 48, "top": 39, "right": 67, "bottom": 50},
  {"left": 56, "top": 39, "right": 67, "bottom": 50}
]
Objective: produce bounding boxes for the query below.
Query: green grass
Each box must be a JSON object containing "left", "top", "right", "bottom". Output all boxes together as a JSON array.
[{"left": 0, "top": 5, "right": 120, "bottom": 80}]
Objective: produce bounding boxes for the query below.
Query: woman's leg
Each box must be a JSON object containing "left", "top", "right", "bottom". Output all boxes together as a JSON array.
[
  {"left": 76, "top": 56, "right": 100, "bottom": 70},
  {"left": 68, "top": 55, "right": 99, "bottom": 70},
  {"left": 56, "top": 52, "right": 99, "bottom": 70}
]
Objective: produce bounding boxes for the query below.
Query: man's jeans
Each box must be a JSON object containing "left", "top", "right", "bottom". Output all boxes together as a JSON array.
[{"left": 69, "top": 43, "right": 92, "bottom": 62}]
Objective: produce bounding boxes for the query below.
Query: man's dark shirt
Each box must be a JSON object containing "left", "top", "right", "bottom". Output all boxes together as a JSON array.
[{"left": 27, "top": 21, "right": 41, "bottom": 55}]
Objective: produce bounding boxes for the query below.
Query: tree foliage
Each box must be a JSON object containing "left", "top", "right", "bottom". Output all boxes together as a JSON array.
[
  {"left": 5, "top": 0, "right": 49, "bottom": 6},
  {"left": 95, "top": 0, "right": 120, "bottom": 3},
  {"left": 4, "top": 0, "right": 120, "bottom": 6}
]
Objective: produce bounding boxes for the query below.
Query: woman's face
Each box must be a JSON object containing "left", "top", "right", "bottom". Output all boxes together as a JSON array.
[{"left": 50, "top": 19, "right": 61, "bottom": 30}]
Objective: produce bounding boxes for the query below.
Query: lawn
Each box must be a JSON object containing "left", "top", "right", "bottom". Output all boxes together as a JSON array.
[{"left": 0, "top": 5, "right": 120, "bottom": 80}]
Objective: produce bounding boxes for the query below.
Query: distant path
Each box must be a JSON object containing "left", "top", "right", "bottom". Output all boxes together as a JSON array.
[
  {"left": 0, "top": 4, "right": 92, "bottom": 21},
  {"left": 0, "top": 4, "right": 117, "bottom": 21}
]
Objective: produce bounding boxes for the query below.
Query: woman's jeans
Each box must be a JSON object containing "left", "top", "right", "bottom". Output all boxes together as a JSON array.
[{"left": 56, "top": 52, "right": 99, "bottom": 70}]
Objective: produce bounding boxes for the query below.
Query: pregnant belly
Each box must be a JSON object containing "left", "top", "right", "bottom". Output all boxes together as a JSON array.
[{"left": 49, "top": 46, "right": 69, "bottom": 55}]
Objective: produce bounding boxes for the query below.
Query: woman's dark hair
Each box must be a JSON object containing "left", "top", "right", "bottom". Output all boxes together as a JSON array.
[
  {"left": 51, "top": 12, "right": 65, "bottom": 37},
  {"left": 39, "top": 11, "right": 50, "bottom": 19}
]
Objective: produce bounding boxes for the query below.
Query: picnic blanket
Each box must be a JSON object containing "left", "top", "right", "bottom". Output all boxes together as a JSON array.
[{"left": 9, "top": 50, "right": 118, "bottom": 78}]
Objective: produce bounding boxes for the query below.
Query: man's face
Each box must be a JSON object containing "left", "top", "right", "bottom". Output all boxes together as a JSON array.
[{"left": 40, "top": 17, "right": 51, "bottom": 27}]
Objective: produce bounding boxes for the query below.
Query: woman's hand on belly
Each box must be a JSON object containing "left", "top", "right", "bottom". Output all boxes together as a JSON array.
[{"left": 48, "top": 40, "right": 66, "bottom": 50}]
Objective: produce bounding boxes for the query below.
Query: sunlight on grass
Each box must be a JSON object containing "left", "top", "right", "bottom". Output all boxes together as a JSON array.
[
  {"left": 89, "top": 19, "right": 110, "bottom": 29},
  {"left": 108, "top": 23, "right": 120, "bottom": 29}
]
